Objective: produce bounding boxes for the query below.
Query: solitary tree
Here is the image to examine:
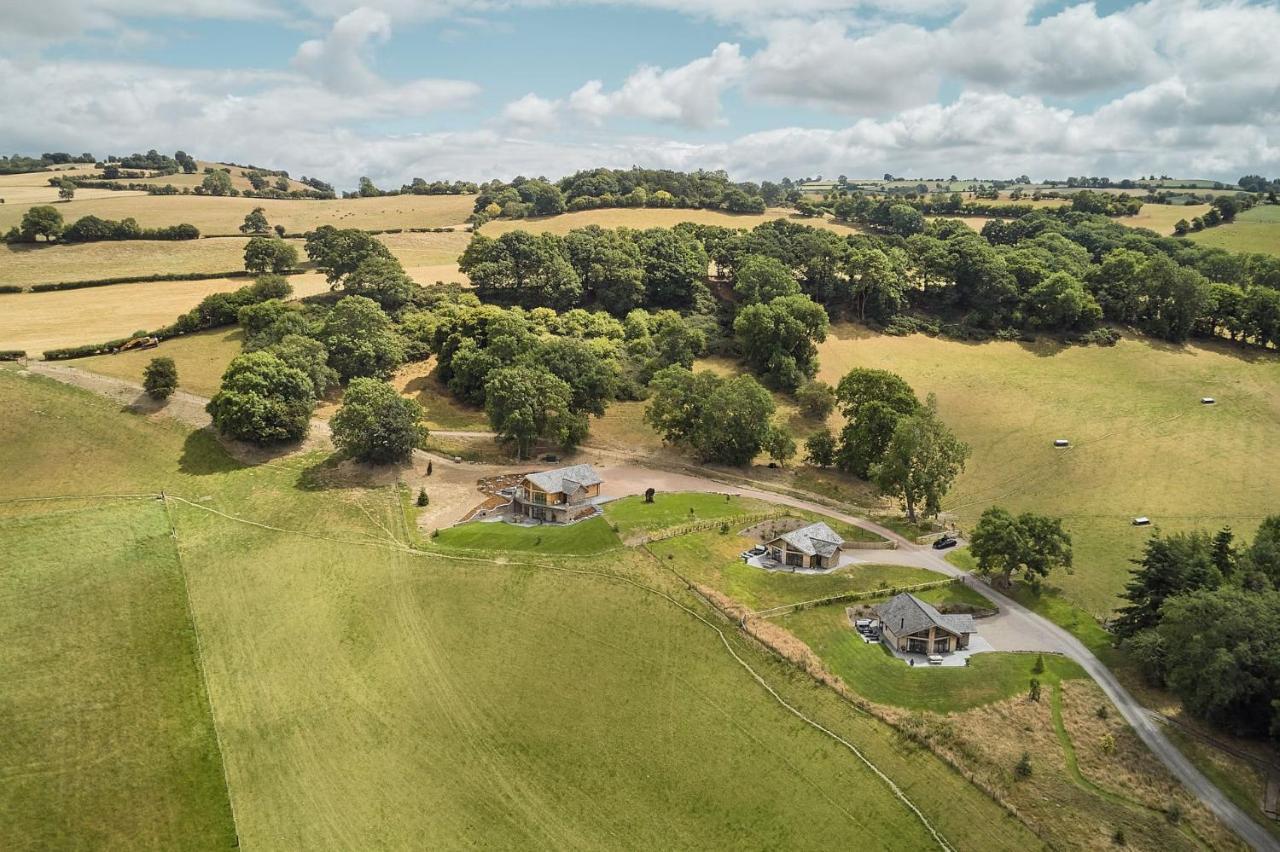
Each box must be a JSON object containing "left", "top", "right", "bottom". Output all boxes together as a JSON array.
[
  {"left": 20, "top": 205, "right": 64, "bottom": 241},
  {"left": 969, "top": 507, "right": 1073, "bottom": 590},
  {"left": 804, "top": 428, "right": 837, "bottom": 467},
  {"left": 201, "top": 170, "right": 234, "bottom": 196},
  {"left": 240, "top": 207, "right": 270, "bottom": 234},
  {"left": 331, "top": 378, "right": 427, "bottom": 464},
  {"left": 206, "top": 351, "right": 315, "bottom": 444},
  {"left": 57, "top": 179, "right": 75, "bottom": 201},
  {"left": 871, "top": 396, "right": 968, "bottom": 523},
  {"left": 142, "top": 356, "right": 178, "bottom": 400},
  {"left": 243, "top": 236, "right": 298, "bottom": 273}
]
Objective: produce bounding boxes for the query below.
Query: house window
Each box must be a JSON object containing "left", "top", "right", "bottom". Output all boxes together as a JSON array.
[
  {"left": 786, "top": 552, "right": 803, "bottom": 567},
  {"left": 933, "top": 636, "right": 951, "bottom": 654},
  {"left": 907, "top": 637, "right": 928, "bottom": 654}
]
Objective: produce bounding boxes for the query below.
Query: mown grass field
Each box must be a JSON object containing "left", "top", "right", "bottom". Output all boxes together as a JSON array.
[
  {"left": 1, "top": 231, "right": 469, "bottom": 288},
  {"left": 0, "top": 365, "right": 1042, "bottom": 851},
  {"left": 1125, "top": 203, "right": 1211, "bottom": 235},
  {"left": 0, "top": 272, "right": 331, "bottom": 354},
  {"left": 0, "top": 191, "right": 476, "bottom": 235},
  {"left": 0, "top": 499, "right": 235, "bottom": 849},
  {"left": 481, "top": 206, "right": 867, "bottom": 237},
  {"left": 72, "top": 326, "right": 246, "bottom": 397},
  {"left": 604, "top": 492, "right": 773, "bottom": 538},
  {"left": 1189, "top": 203, "right": 1280, "bottom": 256},
  {"left": 815, "top": 324, "right": 1280, "bottom": 615},
  {"left": 431, "top": 515, "right": 622, "bottom": 554}
]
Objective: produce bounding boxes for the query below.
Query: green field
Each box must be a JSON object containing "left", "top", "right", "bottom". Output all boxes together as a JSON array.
[
  {"left": 431, "top": 515, "right": 622, "bottom": 554},
  {"left": 1189, "top": 203, "right": 1280, "bottom": 256},
  {"left": 781, "top": 604, "right": 1085, "bottom": 712},
  {"left": 0, "top": 500, "right": 236, "bottom": 849},
  {"left": 0, "top": 366, "right": 1042, "bottom": 850},
  {"left": 815, "top": 324, "right": 1280, "bottom": 616},
  {"left": 604, "top": 492, "right": 773, "bottom": 537}
]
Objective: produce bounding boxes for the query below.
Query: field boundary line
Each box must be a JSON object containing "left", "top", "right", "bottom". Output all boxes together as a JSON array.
[
  {"left": 160, "top": 492, "right": 242, "bottom": 849},
  {"left": 751, "top": 577, "right": 961, "bottom": 619}
]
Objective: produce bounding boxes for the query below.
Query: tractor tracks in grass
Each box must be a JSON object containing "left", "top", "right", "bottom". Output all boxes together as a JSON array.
[{"left": 156, "top": 491, "right": 957, "bottom": 852}]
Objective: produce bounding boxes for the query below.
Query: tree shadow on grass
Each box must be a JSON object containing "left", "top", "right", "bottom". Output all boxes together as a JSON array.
[
  {"left": 296, "top": 452, "right": 403, "bottom": 492},
  {"left": 179, "top": 429, "right": 245, "bottom": 475}
]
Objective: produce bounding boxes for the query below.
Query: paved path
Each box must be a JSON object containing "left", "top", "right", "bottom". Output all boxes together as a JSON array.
[{"left": 24, "top": 362, "right": 1279, "bottom": 850}]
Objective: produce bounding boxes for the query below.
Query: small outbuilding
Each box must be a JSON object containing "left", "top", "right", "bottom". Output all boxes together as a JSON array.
[{"left": 766, "top": 521, "right": 845, "bottom": 570}]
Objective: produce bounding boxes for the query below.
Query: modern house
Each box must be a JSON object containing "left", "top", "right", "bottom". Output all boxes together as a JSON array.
[
  {"left": 875, "top": 593, "right": 976, "bottom": 655},
  {"left": 766, "top": 521, "right": 845, "bottom": 569},
  {"left": 511, "top": 464, "right": 603, "bottom": 523}
]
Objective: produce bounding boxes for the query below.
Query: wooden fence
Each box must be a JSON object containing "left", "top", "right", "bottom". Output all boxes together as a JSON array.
[{"left": 751, "top": 578, "right": 961, "bottom": 619}]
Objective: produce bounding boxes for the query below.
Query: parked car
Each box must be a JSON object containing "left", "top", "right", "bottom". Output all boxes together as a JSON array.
[
  {"left": 931, "top": 535, "right": 957, "bottom": 550},
  {"left": 542, "top": 454, "right": 559, "bottom": 462}
]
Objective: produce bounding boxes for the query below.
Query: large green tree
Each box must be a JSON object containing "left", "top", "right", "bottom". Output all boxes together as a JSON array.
[
  {"left": 644, "top": 366, "right": 784, "bottom": 466},
  {"left": 332, "top": 378, "right": 427, "bottom": 463},
  {"left": 733, "top": 254, "right": 800, "bottom": 305},
  {"left": 968, "top": 507, "right": 1073, "bottom": 589},
  {"left": 142, "top": 357, "right": 178, "bottom": 401},
  {"left": 1113, "top": 531, "right": 1221, "bottom": 638},
  {"left": 243, "top": 236, "right": 298, "bottom": 274},
  {"left": 563, "top": 226, "right": 645, "bottom": 315},
  {"left": 538, "top": 336, "right": 618, "bottom": 416},
  {"left": 206, "top": 351, "right": 315, "bottom": 444},
  {"left": 484, "top": 366, "right": 587, "bottom": 458},
  {"left": 871, "top": 396, "right": 969, "bottom": 522},
  {"left": 318, "top": 296, "right": 406, "bottom": 380},
  {"left": 342, "top": 255, "right": 415, "bottom": 310},
  {"left": 20, "top": 205, "right": 63, "bottom": 241},
  {"left": 305, "top": 225, "right": 394, "bottom": 284},
  {"left": 459, "top": 231, "right": 583, "bottom": 309},
  {"left": 733, "top": 294, "right": 829, "bottom": 390},
  {"left": 201, "top": 170, "right": 233, "bottom": 196}
]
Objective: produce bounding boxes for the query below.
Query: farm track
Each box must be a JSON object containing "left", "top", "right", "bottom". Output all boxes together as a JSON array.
[{"left": 24, "top": 361, "right": 1280, "bottom": 851}]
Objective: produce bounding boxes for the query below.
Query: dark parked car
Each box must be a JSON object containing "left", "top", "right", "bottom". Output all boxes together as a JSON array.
[
  {"left": 931, "top": 535, "right": 957, "bottom": 550},
  {"left": 542, "top": 454, "right": 559, "bottom": 462}
]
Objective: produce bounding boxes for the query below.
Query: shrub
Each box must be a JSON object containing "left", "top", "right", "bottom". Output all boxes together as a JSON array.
[
  {"left": 1014, "top": 752, "right": 1032, "bottom": 779},
  {"left": 416, "top": 488, "right": 429, "bottom": 506},
  {"left": 795, "top": 379, "right": 836, "bottom": 419},
  {"left": 0, "top": 285, "right": 22, "bottom": 294},
  {"left": 0, "top": 349, "right": 25, "bottom": 361},
  {"left": 1165, "top": 803, "right": 1182, "bottom": 825},
  {"left": 142, "top": 356, "right": 178, "bottom": 400},
  {"left": 1032, "top": 654, "right": 1045, "bottom": 674}
]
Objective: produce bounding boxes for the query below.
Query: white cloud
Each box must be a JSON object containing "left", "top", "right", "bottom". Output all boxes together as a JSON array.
[
  {"left": 567, "top": 42, "right": 746, "bottom": 128},
  {"left": 501, "top": 93, "right": 561, "bottom": 128},
  {"left": 292, "top": 7, "right": 394, "bottom": 93}
]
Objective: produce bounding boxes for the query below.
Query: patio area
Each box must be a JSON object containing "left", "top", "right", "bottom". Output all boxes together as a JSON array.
[{"left": 876, "top": 633, "right": 996, "bottom": 667}]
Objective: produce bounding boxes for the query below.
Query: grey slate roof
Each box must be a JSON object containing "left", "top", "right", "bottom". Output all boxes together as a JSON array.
[
  {"left": 875, "top": 593, "right": 976, "bottom": 637},
  {"left": 772, "top": 521, "right": 845, "bottom": 557},
  {"left": 524, "top": 464, "right": 603, "bottom": 495}
]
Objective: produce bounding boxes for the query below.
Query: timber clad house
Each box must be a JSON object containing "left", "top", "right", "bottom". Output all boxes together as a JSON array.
[
  {"left": 876, "top": 593, "right": 975, "bottom": 655},
  {"left": 766, "top": 522, "right": 845, "bottom": 569},
  {"left": 512, "top": 464, "right": 603, "bottom": 523}
]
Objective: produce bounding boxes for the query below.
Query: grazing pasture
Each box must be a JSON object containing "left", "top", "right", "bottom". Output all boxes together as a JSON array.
[
  {"left": 71, "top": 326, "right": 246, "bottom": 397},
  {"left": 0, "top": 367, "right": 1039, "bottom": 851},
  {"left": 0, "top": 499, "right": 236, "bottom": 850},
  {"left": 0, "top": 167, "right": 142, "bottom": 205},
  {"left": 814, "top": 324, "right": 1280, "bottom": 615},
  {"left": 0, "top": 272, "right": 330, "bottom": 354},
  {"left": 0, "top": 191, "right": 476, "bottom": 236},
  {"left": 1189, "top": 203, "right": 1280, "bottom": 256}
]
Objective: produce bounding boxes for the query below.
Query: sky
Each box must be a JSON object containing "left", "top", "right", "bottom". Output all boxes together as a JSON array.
[{"left": 1, "top": 0, "right": 1277, "bottom": 190}]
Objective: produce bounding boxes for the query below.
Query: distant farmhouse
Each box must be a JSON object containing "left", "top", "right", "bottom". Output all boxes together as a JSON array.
[
  {"left": 512, "top": 464, "right": 603, "bottom": 523},
  {"left": 876, "top": 593, "right": 975, "bottom": 655},
  {"left": 766, "top": 521, "right": 845, "bottom": 569}
]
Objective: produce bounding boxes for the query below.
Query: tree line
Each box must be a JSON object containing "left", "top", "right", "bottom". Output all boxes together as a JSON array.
[
  {"left": 1114, "top": 521, "right": 1280, "bottom": 743},
  {"left": 5, "top": 206, "right": 199, "bottom": 243}
]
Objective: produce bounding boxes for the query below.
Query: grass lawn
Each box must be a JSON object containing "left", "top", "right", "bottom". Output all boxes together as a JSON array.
[
  {"left": 72, "top": 325, "right": 245, "bottom": 397},
  {"left": 0, "top": 366, "right": 1041, "bottom": 850},
  {"left": 816, "top": 323, "right": 1280, "bottom": 616},
  {"left": 604, "top": 492, "right": 773, "bottom": 538},
  {"left": 0, "top": 272, "right": 330, "bottom": 355},
  {"left": 0, "top": 500, "right": 235, "bottom": 849},
  {"left": 780, "top": 603, "right": 1086, "bottom": 712},
  {"left": 647, "top": 527, "right": 946, "bottom": 611},
  {"left": 431, "top": 515, "right": 622, "bottom": 555},
  {"left": 1189, "top": 203, "right": 1280, "bottom": 256}
]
